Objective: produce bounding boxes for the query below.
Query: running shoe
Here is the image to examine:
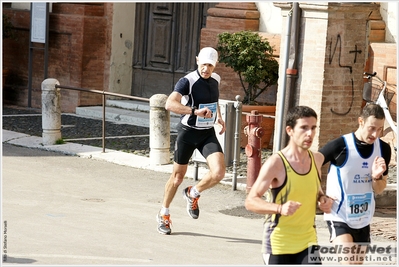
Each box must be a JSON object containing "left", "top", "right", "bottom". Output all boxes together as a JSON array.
[
  {"left": 182, "top": 186, "right": 200, "bottom": 219},
  {"left": 156, "top": 212, "right": 172, "bottom": 235}
]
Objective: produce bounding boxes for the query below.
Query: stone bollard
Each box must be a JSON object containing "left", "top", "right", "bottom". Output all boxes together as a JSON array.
[
  {"left": 42, "top": 78, "right": 61, "bottom": 145},
  {"left": 149, "top": 94, "right": 170, "bottom": 165}
]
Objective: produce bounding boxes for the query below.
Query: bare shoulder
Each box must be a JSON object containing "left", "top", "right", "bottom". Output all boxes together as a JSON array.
[
  {"left": 265, "top": 153, "right": 283, "bottom": 165},
  {"left": 311, "top": 150, "right": 325, "bottom": 167},
  {"left": 259, "top": 153, "right": 286, "bottom": 184}
]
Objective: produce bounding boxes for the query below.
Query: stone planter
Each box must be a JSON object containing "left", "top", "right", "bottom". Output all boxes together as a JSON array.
[{"left": 241, "top": 105, "right": 275, "bottom": 149}]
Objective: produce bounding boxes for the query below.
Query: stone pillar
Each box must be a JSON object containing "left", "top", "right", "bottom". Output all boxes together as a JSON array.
[
  {"left": 42, "top": 78, "right": 61, "bottom": 145},
  {"left": 368, "top": 5, "right": 386, "bottom": 43},
  {"left": 149, "top": 94, "right": 170, "bottom": 165}
]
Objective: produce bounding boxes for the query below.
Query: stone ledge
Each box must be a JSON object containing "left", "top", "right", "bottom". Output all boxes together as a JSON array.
[
  {"left": 207, "top": 7, "right": 259, "bottom": 19},
  {"left": 375, "top": 184, "right": 397, "bottom": 207},
  {"left": 206, "top": 16, "right": 259, "bottom": 31},
  {"left": 215, "top": 3, "right": 258, "bottom": 10}
]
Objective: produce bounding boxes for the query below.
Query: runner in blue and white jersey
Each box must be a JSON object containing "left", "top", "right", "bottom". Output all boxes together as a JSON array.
[{"left": 319, "top": 103, "right": 391, "bottom": 264}]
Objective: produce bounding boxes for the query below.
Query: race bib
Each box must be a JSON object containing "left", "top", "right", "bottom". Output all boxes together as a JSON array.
[
  {"left": 195, "top": 102, "right": 217, "bottom": 127},
  {"left": 346, "top": 193, "right": 372, "bottom": 223}
]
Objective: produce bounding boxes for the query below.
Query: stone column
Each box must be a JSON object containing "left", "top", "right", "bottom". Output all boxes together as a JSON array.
[
  {"left": 149, "top": 94, "right": 170, "bottom": 165},
  {"left": 42, "top": 78, "right": 61, "bottom": 145}
]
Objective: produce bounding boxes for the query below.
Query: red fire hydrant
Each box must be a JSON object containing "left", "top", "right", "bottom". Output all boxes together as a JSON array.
[{"left": 244, "top": 110, "right": 264, "bottom": 193}]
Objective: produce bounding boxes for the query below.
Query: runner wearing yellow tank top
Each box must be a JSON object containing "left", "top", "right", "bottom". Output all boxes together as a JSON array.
[
  {"left": 265, "top": 150, "right": 320, "bottom": 254},
  {"left": 245, "top": 106, "right": 334, "bottom": 265}
]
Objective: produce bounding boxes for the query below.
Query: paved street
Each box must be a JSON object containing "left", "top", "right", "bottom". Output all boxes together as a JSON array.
[
  {"left": 2, "top": 143, "right": 266, "bottom": 265},
  {"left": 2, "top": 136, "right": 397, "bottom": 265}
]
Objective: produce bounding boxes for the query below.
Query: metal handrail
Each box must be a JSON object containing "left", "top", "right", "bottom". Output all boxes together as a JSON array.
[
  {"left": 55, "top": 84, "right": 149, "bottom": 153},
  {"left": 241, "top": 111, "right": 275, "bottom": 119}
]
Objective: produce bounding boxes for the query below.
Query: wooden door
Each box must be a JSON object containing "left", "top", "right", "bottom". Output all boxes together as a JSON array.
[{"left": 132, "top": 2, "right": 216, "bottom": 98}]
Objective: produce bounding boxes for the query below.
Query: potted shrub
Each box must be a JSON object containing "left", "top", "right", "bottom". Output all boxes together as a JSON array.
[
  {"left": 216, "top": 30, "right": 279, "bottom": 148},
  {"left": 216, "top": 30, "right": 279, "bottom": 105}
]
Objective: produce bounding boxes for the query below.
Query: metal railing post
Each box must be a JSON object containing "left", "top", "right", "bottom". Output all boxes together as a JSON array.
[
  {"left": 54, "top": 83, "right": 150, "bottom": 153},
  {"left": 232, "top": 95, "right": 242, "bottom": 190},
  {"left": 102, "top": 94, "right": 106, "bottom": 153}
]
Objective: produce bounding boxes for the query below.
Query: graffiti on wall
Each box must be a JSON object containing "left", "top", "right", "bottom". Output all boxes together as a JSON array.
[{"left": 328, "top": 34, "right": 363, "bottom": 116}]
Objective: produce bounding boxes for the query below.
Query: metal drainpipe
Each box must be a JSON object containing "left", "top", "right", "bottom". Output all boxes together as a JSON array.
[
  {"left": 281, "top": 2, "right": 300, "bottom": 148},
  {"left": 289, "top": 2, "right": 300, "bottom": 97},
  {"left": 275, "top": 4, "right": 293, "bottom": 153}
]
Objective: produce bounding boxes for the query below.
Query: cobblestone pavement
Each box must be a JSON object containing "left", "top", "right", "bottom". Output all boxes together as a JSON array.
[{"left": 2, "top": 105, "right": 397, "bottom": 242}]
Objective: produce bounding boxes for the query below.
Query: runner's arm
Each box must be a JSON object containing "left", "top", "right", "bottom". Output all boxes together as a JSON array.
[
  {"left": 372, "top": 140, "right": 392, "bottom": 194},
  {"left": 215, "top": 102, "right": 225, "bottom": 134},
  {"left": 319, "top": 137, "right": 346, "bottom": 166},
  {"left": 313, "top": 151, "right": 334, "bottom": 213},
  {"left": 245, "top": 154, "right": 285, "bottom": 215}
]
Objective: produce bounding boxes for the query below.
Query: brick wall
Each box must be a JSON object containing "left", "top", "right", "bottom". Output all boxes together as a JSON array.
[
  {"left": 284, "top": 3, "right": 383, "bottom": 151},
  {"left": 3, "top": 2, "right": 396, "bottom": 120},
  {"left": 200, "top": 3, "right": 280, "bottom": 104},
  {"left": 274, "top": 3, "right": 396, "bottom": 192},
  {"left": 367, "top": 43, "right": 397, "bottom": 121},
  {"left": 2, "top": 3, "right": 113, "bottom": 112}
]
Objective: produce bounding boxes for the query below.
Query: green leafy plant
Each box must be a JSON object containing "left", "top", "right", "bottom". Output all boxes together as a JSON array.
[{"left": 216, "top": 30, "right": 279, "bottom": 105}]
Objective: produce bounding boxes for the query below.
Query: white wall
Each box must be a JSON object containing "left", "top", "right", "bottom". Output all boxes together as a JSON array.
[
  {"left": 109, "top": 3, "right": 136, "bottom": 96},
  {"left": 256, "top": 2, "right": 282, "bottom": 34},
  {"left": 380, "top": 2, "right": 398, "bottom": 43}
]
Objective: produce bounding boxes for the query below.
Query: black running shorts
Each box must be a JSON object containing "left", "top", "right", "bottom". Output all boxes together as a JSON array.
[
  {"left": 327, "top": 221, "right": 371, "bottom": 243},
  {"left": 263, "top": 246, "right": 322, "bottom": 265},
  {"left": 173, "top": 123, "right": 223, "bottom": 165}
]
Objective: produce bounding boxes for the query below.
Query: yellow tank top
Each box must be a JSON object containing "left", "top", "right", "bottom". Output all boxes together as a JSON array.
[{"left": 262, "top": 151, "right": 320, "bottom": 255}]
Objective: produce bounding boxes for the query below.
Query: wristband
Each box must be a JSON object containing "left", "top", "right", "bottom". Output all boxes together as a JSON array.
[
  {"left": 191, "top": 106, "right": 196, "bottom": 116},
  {"left": 277, "top": 204, "right": 282, "bottom": 214}
]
